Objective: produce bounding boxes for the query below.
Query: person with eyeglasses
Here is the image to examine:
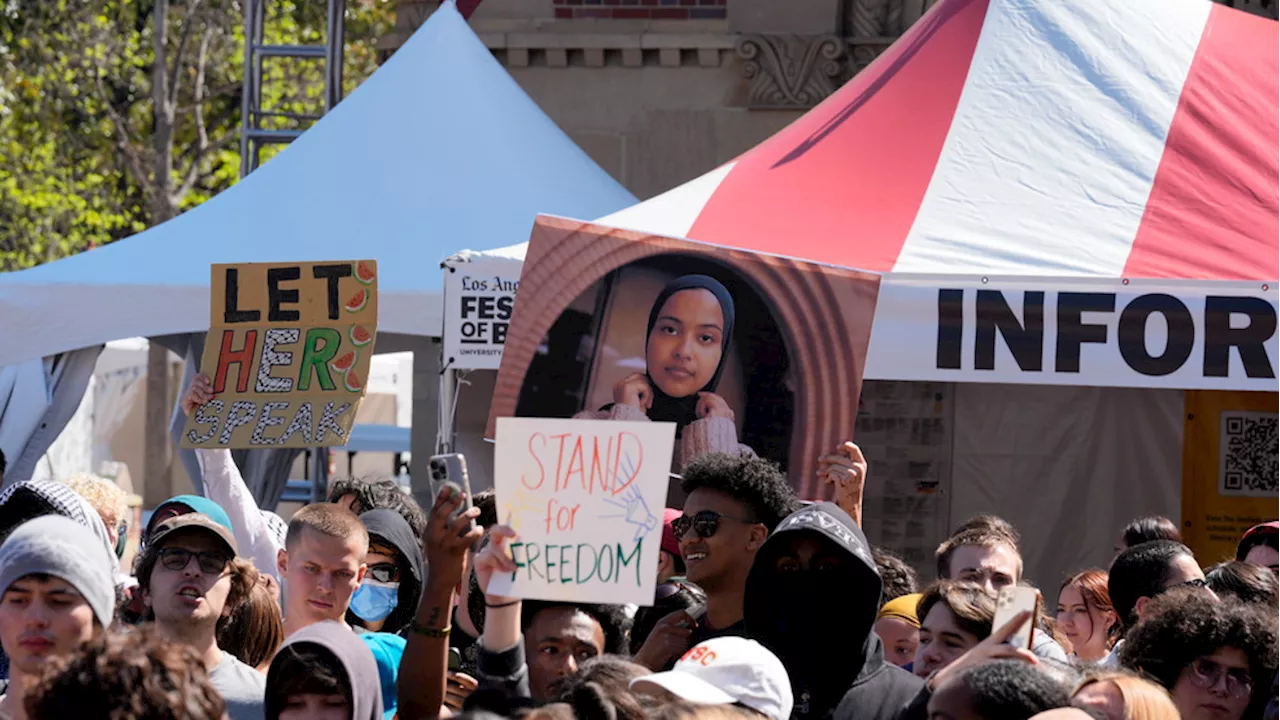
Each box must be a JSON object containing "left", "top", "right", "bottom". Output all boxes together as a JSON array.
[
  {"left": 1103, "top": 539, "right": 1210, "bottom": 669},
  {"left": 634, "top": 454, "right": 799, "bottom": 672},
  {"left": 1119, "top": 586, "right": 1278, "bottom": 720},
  {"left": 137, "top": 513, "right": 265, "bottom": 720}
]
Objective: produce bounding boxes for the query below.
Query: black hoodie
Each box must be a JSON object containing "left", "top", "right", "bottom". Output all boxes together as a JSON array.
[
  {"left": 745, "top": 502, "right": 923, "bottom": 720},
  {"left": 351, "top": 509, "right": 425, "bottom": 636}
]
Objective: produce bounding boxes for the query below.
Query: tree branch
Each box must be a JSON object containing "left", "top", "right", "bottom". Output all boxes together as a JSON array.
[
  {"left": 93, "top": 72, "right": 160, "bottom": 211},
  {"left": 168, "top": 0, "right": 206, "bottom": 107},
  {"left": 173, "top": 28, "right": 214, "bottom": 201}
]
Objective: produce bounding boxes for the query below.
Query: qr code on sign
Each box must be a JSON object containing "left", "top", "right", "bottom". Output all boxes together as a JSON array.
[{"left": 1219, "top": 412, "right": 1278, "bottom": 497}]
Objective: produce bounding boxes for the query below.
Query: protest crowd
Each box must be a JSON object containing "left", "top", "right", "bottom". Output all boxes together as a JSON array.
[{"left": 0, "top": 373, "right": 1270, "bottom": 720}]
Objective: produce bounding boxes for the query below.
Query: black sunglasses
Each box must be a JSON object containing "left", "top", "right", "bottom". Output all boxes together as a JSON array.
[
  {"left": 671, "top": 510, "right": 756, "bottom": 540},
  {"left": 158, "top": 547, "right": 229, "bottom": 575},
  {"left": 367, "top": 562, "right": 400, "bottom": 584}
]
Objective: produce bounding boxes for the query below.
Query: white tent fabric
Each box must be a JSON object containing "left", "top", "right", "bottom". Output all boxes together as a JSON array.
[{"left": 0, "top": 0, "right": 636, "bottom": 369}]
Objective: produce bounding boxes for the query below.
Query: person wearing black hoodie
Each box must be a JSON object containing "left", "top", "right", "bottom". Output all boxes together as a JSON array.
[
  {"left": 347, "top": 509, "right": 425, "bottom": 636},
  {"left": 745, "top": 502, "right": 924, "bottom": 720}
]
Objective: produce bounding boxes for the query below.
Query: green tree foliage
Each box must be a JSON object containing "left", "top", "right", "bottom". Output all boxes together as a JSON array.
[{"left": 0, "top": 0, "right": 393, "bottom": 271}]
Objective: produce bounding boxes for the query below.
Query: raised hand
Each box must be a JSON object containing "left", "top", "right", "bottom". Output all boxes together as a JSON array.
[
  {"left": 423, "top": 484, "right": 483, "bottom": 593},
  {"left": 817, "top": 441, "right": 867, "bottom": 526},
  {"left": 472, "top": 524, "right": 519, "bottom": 604},
  {"left": 181, "top": 373, "right": 215, "bottom": 417},
  {"left": 926, "top": 610, "right": 1038, "bottom": 692}
]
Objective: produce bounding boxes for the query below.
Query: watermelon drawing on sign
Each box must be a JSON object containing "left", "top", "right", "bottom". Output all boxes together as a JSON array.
[
  {"left": 345, "top": 289, "right": 369, "bottom": 313},
  {"left": 349, "top": 325, "right": 372, "bottom": 348},
  {"left": 354, "top": 261, "right": 376, "bottom": 286},
  {"left": 343, "top": 369, "right": 364, "bottom": 393},
  {"left": 331, "top": 350, "right": 357, "bottom": 375}
]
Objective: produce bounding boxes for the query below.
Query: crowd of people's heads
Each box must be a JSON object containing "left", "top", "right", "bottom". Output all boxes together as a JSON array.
[{"left": 0, "top": 445, "right": 1273, "bottom": 720}]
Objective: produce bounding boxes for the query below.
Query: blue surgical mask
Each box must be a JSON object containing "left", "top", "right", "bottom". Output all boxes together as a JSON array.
[{"left": 350, "top": 579, "right": 400, "bottom": 623}]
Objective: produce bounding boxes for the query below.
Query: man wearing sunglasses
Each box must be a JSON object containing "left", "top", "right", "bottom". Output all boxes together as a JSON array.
[
  {"left": 138, "top": 513, "right": 264, "bottom": 720},
  {"left": 1103, "top": 538, "right": 1211, "bottom": 669},
  {"left": 635, "top": 454, "right": 800, "bottom": 671}
]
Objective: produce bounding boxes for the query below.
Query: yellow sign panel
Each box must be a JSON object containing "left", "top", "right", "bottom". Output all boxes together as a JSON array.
[
  {"left": 180, "top": 260, "right": 378, "bottom": 449},
  {"left": 1181, "top": 390, "right": 1278, "bottom": 566}
]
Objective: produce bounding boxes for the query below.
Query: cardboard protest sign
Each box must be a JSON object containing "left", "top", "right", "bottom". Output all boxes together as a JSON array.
[
  {"left": 180, "top": 261, "right": 378, "bottom": 449},
  {"left": 488, "top": 417, "right": 675, "bottom": 605},
  {"left": 488, "top": 216, "right": 879, "bottom": 501}
]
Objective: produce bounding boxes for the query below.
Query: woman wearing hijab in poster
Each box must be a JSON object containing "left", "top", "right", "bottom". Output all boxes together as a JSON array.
[{"left": 575, "top": 274, "right": 754, "bottom": 471}]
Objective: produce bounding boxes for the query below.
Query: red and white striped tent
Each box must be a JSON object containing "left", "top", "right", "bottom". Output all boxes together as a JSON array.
[
  {"left": 450, "top": 0, "right": 1278, "bottom": 391},
  {"left": 443, "top": 0, "right": 1277, "bottom": 584}
]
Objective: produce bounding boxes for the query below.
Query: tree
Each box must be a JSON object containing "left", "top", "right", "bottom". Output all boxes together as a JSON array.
[
  {"left": 0, "top": 0, "right": 393, "bottom": 272},
  {"left": 2, "top": 0, "right": 392, "bottom": 488}
]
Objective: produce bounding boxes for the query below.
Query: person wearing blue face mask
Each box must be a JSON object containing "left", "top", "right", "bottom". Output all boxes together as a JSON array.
[{"left": 347, "top": 509, "right": 423, "bottom": 636}]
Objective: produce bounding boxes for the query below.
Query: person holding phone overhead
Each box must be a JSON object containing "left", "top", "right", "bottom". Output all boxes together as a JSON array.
[{"left": 576, "top": 274, "right": 753, "bottom": 472}]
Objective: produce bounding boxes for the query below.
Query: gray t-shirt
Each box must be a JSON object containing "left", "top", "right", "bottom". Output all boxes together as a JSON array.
[{"left": 210, "top": 651, "right": 266, "bottom": 720}]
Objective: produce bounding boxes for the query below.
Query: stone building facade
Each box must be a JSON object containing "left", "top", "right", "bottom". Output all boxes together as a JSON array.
[{"left": 381, "top": 0, "right": 1274, "bottom": 203}]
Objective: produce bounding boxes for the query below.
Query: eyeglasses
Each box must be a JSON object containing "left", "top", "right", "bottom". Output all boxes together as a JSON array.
[
  {"left": 367, "top": 562, "right": 400, "bottom": 584},
  {"left": 158, "top": 548, "right": 229, "bottom": 575},
  {"left": 671, "top": 510, "right": 756, "bottom": 540},
  {"left": 1186, "top": 658, "right": 1252, "bottom": 699}
]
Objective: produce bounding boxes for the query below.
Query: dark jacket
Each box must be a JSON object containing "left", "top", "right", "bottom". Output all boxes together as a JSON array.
[
  {"left": 351, "top": 509, "right": 425, "bottom": 636},
  {"left": 745, "top": 502, "right": 923, "bottom": 720}
]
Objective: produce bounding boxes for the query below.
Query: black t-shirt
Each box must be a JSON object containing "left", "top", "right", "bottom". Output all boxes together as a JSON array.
[{"left": 690, "top": 617, "right": 747, "bottom": 646}]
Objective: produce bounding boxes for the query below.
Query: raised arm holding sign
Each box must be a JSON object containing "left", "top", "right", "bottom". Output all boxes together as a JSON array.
[{"left": 180, "top": 260, "right": 378, "bottom": 449}]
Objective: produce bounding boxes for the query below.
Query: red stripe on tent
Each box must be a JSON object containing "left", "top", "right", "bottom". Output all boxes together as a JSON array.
[
  {"left": 1124, "top": 5, "right": 1279, "bottom": 281},
  {"left": 686, "top": 0, "right": 989, "bottom": 272}
]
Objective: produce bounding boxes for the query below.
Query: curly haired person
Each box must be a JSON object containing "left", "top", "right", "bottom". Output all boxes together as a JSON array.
[{"left": 1119, "top": 586, "right": 1278, "bottom": 720}]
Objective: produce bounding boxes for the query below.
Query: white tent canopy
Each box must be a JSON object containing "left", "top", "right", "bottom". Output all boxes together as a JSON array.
[{"left": 0, "top": 0, "right": 636, "bottom": 368}]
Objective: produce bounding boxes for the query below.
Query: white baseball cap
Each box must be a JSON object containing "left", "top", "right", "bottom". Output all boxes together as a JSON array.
[{"left": 630, "top": 637, "right": 793, "bottom": 720}]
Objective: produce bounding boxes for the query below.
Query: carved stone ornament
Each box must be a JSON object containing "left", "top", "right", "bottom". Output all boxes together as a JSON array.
[{"left": 736, "top": 34, "right": 846, "bottom": 109}]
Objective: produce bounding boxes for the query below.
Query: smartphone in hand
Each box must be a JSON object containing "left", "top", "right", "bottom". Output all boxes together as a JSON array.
[
  {"left": 993, "top": 586, "right": 1040, "bottom": 649},
  {"left": 429, "top": 454, "right": 475, "bottom": 529}
]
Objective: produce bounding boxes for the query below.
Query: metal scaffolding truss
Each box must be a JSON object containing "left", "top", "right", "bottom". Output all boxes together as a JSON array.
[{"left": 239, "top": 0, "right": 347, "bottom": 177}]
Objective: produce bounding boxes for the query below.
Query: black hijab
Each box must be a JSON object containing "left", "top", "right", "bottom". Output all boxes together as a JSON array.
[{"left": 641, "top": 274, "right": 735, "bottom": 437}]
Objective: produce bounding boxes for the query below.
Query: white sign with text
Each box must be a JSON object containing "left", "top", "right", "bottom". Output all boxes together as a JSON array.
[
  {"left": 442, "top": 258, "right": 522, "bottom": 370},
  {"left": 489, "top": 417, "right": 676, "bottom": 605}
]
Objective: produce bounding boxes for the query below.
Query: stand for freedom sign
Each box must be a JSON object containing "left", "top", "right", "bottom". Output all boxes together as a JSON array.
[
  {"left": 180, "top": 260, "right": 378, "bottom": 449},
  {"left": 489, "top": 417, "right": 675, "bottom": 606}
]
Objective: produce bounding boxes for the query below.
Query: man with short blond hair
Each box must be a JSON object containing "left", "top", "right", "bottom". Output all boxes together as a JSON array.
[{"left": 278, "top": 503, "right": 369, "bottom": 638}]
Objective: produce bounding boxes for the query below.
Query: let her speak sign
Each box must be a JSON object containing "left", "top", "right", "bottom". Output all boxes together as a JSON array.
[
  {"left": 488, "top": 417, "right": 675, "bottom": 606},
  {"left": 180, "top": 260, "right": 378, "bottom": 449}
]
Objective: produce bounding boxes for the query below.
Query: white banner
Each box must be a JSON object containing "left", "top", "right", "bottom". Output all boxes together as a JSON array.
[
  {"left": 489, "top": 417, "right": 675, "bottom": 605},
  {"left": 864, "top": 276, "right": 1279, "bottom": 391},
  {"left": 442, "top": 258, "right": 522, "bottom": 370}
]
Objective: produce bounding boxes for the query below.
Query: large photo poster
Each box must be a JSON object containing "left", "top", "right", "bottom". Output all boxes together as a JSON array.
[{"left": 488, "top": 216, "right": 881, "bottom": 501}]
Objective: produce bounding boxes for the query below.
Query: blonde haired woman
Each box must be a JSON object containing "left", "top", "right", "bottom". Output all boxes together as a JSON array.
[{"left": 1072, "top": 671, "right": 1180, "bottom": 720}]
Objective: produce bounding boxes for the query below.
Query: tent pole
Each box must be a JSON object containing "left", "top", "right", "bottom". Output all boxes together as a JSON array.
[{"left": 437, "top": 365, "right": 457, "bottom": 456}]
